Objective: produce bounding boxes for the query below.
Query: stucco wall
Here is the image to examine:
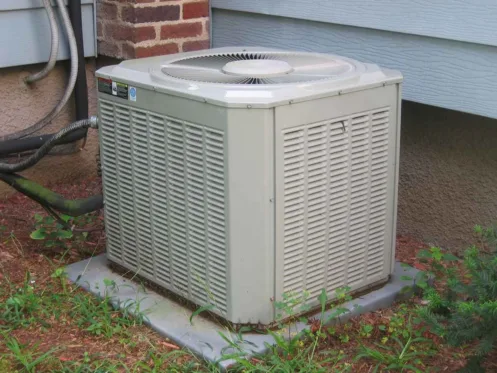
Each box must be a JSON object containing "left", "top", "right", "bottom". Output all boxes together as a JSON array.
[
  {"left": 397, "top": 102, "right": 497, "bottom": 251},
  {"left": 0, "top": 60, "right": 99, "bottom": 198}
]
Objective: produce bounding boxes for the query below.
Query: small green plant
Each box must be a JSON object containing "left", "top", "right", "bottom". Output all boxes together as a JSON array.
[
  {"left": 2, "top": 334, "right": 58, "bottom": 373},
  {"left": 383, "top": 304, "right": 422, "bottom": 341},
  {"left": 55, "top": 353, "right": 125, "bottom": 373},
  {"left": 30, "top": 214, "right": 74, "bottom": 249},
  {"left": 51, "top": 267, "right": 68, "bottom": 294},
  {"left": 133, "top": 349, "right": 208, "bottom": 373},
  {"left": 29, "top": 213, "right": 96, "bottom": 252},
  {"left": 215, "top": 288, "right": 352, "bottom": 372},
  {"left": 70, "top": 281, "right": 146, "bottom": 338},
  {"left": 355, "top": 316, "right": 434, "bottom": 373},
  {"left": 1, "top": 226, "right": 24, "bottom": 256},
  {"left": 274, "top": 290, "right": 312, "bottom": 324},
  {"left": 359, "top": 323, "right": 374, "bottom": 338},
  {"left": 417, "top": 241, "right": 497, "bottom": 371},
  {"left": 1, "top": 272, "right": 43, "bottom": 329}
]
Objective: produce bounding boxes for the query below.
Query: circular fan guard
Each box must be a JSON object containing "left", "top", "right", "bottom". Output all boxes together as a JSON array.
[{"left": 160, "top": 52, "right": 357, "bottom": 85}]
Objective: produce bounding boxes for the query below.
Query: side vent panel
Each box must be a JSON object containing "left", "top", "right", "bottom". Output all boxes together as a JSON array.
[
  {"left": 98, "top": 99, "right": 229, "bottom": 315},
  {"left": 280, "top": 108, "right": 392, "bottom": 298}
]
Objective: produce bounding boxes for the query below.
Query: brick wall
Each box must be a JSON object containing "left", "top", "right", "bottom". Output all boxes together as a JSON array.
[{"left": 96, "top": 0, "right": 210, "bottom": 59}]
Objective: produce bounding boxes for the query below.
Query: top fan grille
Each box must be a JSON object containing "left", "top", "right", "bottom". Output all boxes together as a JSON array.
[{"left": 160, "top": 52, "right": 356, "bottom": 85}]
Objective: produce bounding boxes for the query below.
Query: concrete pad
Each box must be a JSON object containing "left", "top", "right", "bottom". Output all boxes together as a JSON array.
[{"left": 66, "top": 254, "right": 419, "bottom": 369}]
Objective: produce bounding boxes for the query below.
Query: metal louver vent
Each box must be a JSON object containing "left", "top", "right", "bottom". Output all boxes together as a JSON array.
[
  {"left": 161, "top": 51, "right": 356, "bottom": 85},
  {"left": 281, "top": 107, "right": 391, "bottom": 298},
  {"left": 99, "top": 100, "right": 229, "bottom": 315}
]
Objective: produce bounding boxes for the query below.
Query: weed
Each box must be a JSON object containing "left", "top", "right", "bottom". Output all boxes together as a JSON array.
[
  {"left": 29, "top": 213, "right": 97, "bottom": 254},
  {"left": 215, "top": 288, "right": 352, "bottom": 372},
  {"left": 133, "top": 349, "right": 208, "bottom": 373},
  {"left": 274, "top": 290, "right": 312, "bottom": 324},
  {"left": 355, "top": 317, "right": 435, "bottom": 372},
  {"left": 70, "top": 282, "right": 146, "bottom": 338},
  {"left": 56, "top": 355, "right": 125, "bottom": 373},
  {"left": 359, "top": 323, "right": 374, "bottom": 338},
  {"left": 0, "top": 272, "right": 44, "bottom": 329},
  {"left": 51, "top": 267, "right": 69, "bottom": 294},
  {"left": 2, "top": 227, "right": 24, "bottom": 256},
  {"left": 417, "top": 238, "right": 497, "bottom": 371},
  {"left": 30, "top": 214, "right": 74, "bottom": 249},
  {"left": 2, "top": 334, "right": 58, "bottom": 373}
]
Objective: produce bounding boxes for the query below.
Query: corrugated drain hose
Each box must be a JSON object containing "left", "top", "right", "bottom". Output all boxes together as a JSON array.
[
  {"left": 0, "top": 117, "right": 98, "bottom": 173},
  {"left": 1, "top": 0, "right": 78, "bottom": 141},
  {"left": 24, "top": 0, "right": 60, "bottom": 84}
]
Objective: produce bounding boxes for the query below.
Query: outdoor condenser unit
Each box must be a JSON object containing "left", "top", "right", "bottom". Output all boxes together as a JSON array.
[{"left": 95, "top": 47, "right": 403, "bottom": 326}]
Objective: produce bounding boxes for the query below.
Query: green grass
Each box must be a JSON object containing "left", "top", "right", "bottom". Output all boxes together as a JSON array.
[
  {"left": 355, "top": 333, "right": 435, "bottom": 372},
  {"left": 0, "top": 272, "right": 46, "bottom": 329},
  {"left": 1, "top": 334, "right": 58, "bottom": 373}
]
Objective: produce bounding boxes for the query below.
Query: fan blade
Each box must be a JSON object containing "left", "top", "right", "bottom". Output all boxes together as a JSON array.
[{"left": 171, "top": 54, "right": 241, "bottom": 70}]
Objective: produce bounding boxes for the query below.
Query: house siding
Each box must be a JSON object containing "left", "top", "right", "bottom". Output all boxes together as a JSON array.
[
  {"left": 212, "top": 0, "right": 497, "bottom": 47},
  {"left": 0, "top": 1, "right": 96, "bottom": 68},
  {"left": 211, "top": 5, "right": 497, "bottom": 120}
]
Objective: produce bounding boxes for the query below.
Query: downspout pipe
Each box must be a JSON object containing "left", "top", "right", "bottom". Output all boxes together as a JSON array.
[{"left": 68, "top": 0, "right": 89, "bottom": 121}]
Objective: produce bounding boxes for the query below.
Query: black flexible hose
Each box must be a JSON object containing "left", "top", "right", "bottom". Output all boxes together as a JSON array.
[
  {"left": 0, "top": 129, "right": 88, "bottom": 157},
  {"left": 0, "top": 117, "right": 98, "bottom": 173}
]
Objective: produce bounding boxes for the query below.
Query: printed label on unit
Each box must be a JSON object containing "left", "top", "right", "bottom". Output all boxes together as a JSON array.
[
  {"left": 115, "top": 82, "right": 128, "bottom": 99},
  {"left": 97, "top": 77, "right": 112, "bottom": 95},
  {"left": 98, "top": 78, "right": 129, "bottom": 100},
  {"left": 129, "top": 86, "right": 137, "bottom": 102}
]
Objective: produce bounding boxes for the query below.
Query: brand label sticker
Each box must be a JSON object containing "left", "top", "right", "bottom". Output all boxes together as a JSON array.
[{"left": 129, "top": 86, "right": 137, "bottom": 102}]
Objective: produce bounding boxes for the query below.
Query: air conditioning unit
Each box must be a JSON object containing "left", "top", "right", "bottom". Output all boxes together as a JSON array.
[{"left": 95, "top": 47, "right": 402, "bottom": 327}]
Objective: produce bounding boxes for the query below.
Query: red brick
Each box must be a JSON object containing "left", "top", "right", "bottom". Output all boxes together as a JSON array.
[
  {"left": 134, "top": 43, "right": 179, "bottom": 58},
  {"left": 204, "top": 19, "right": 210, "bottom": 34},
  {"left": 104, "top": 23, "right": 132, "bottom": 41},
  {"left": 135, "top": 0, "right": 155, "bottom": 3},
  {"left": 133, "top": 26, "right": 156, "bottom": 42},
  {"left": 183, "top": 1, "right": 209, "bottom": 19},
  {"left": 161, "top": 22, "right": 202, "bottom": 39},
  {"left": 97, "top": 2, "right": 118, "bottom": 20},
  {"left": 98, "top": 40, "right": 121, "bottom": 58},
  {"left": 122, "top": 5, "right": 180, "bottom": 23},
  {"left": 182, "top": 39, "right": 210, "bottom": 52},
  {"left": 105, "top": 23, "right": 156, "bottom": 43}
]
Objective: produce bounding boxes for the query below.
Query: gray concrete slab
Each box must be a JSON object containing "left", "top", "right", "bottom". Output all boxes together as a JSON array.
[{"left": 66, "top": 255, "right": 419, "bottom": 369}]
